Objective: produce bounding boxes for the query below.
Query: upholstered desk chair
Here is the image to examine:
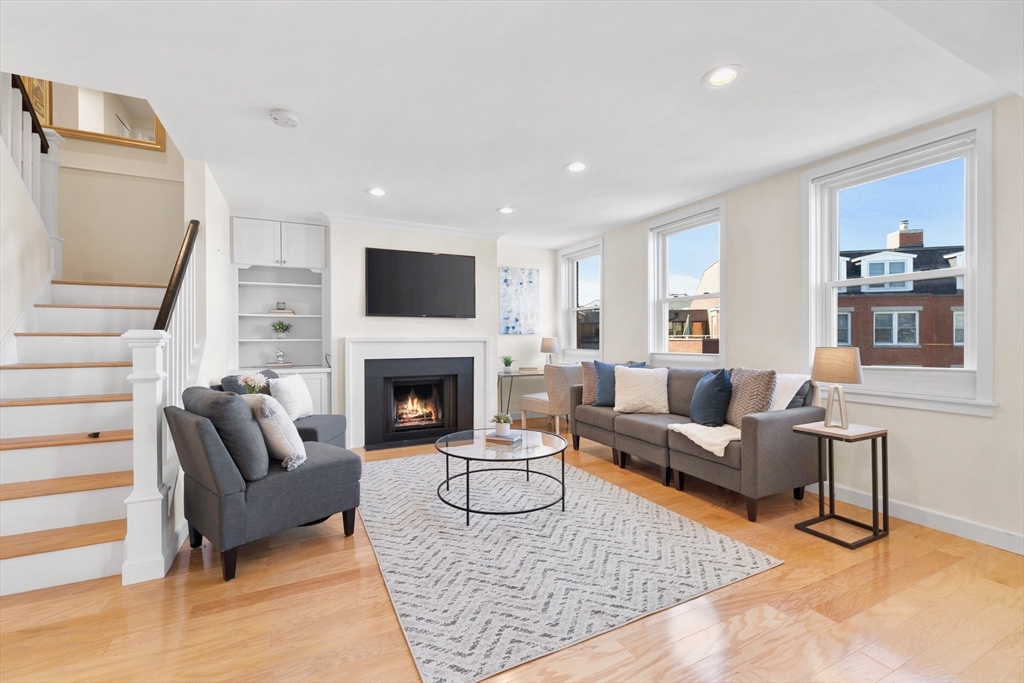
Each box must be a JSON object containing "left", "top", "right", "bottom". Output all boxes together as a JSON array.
[{"left": 520, "top": 364, "right": 583, "bottom": 434}]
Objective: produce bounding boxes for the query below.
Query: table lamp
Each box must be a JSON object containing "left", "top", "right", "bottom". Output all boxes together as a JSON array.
[
  {"left": 540, "top": 337, "right": 560, "bottom": 366},
  {"left": 811, "top": 347, "right": 863, "bottom": 429}
]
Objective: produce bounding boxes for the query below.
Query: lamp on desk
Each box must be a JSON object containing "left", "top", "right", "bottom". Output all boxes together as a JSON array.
[
  {"left": 540, "top": 337, "right": 560, "bottom": 366},
  {"left": 811, "top": 347, "right": 863, "bottom": 429}
]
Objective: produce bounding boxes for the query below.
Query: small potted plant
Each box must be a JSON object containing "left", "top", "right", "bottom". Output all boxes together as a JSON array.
[
  {"left": 500, "top": 355, "right": 515, "bottom": 374},
  {"left": 491, "top": 413, "right": 513, "bottom": 437},
  {"left": 238, "top": 371, "right": 267, "bottom": 394},
  {"left": 271, "top": 320, "right": 293, "bottom": 339}
]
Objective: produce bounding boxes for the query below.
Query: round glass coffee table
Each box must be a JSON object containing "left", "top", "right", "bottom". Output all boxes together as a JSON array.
[{"left": 435, "top": 428, "right": 568, "bottom": 525}]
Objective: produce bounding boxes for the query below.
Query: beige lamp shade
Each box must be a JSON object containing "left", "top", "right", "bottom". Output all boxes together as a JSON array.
[
  {"left": 540, "top": 337, "right": 560, "bottom": 354},
  {"left": 811, "top": 347, "right": 864, "bottom": 384}
]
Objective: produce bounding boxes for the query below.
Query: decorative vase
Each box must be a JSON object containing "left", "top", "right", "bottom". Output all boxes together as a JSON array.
[
  {"left": 275, "top": 331, "right": 286, "bottom": 339},
  {"left": 503, "top": 365, "right": 513, "bottom": 374},
  {"left": 495, "top": 422, "right": 511, "bottom": 437},
  {"left": 276, "top": 302, "right": 286, "bottom": 310}
]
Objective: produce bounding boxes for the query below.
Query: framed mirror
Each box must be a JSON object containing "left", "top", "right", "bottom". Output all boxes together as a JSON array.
[{"left": 24, "top": 77, "right": 166, "bottom": 151}]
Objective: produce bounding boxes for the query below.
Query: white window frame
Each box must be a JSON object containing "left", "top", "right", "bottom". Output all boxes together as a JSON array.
[
  {"left": 836, "top": 311, "right": 852, "bottom": 346},
  {"left": 646, "top": 198, "right": 724, "bottom": 369},
  {"left": 802, "top": 111, "right": 994, "bottom": 416},
  {"left": 854, "top": 252, "right": 916, "bottom": 292},
  {"left": 558, "top": 237, "right": 603, "bottom": 361},
  {"left": 952, "top": 307, "right": 965, "bottom": 347},
  {"left": 872, "top": 310, "right": 919, "bottom": 347}
]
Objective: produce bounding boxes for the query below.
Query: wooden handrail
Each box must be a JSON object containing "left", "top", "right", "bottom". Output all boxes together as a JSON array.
[
  {"left": 154, "top": 220, "right": 200, "bottom": 331},
  {"left": 11, "top": 75, "right": 49, "bottom": 154}
]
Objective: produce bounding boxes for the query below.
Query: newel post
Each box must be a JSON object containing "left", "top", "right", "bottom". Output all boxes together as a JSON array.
[
  {"left": 121, "top": 329, "right": 173, "bottom": 585},
  {"left": 40, "top": 128, "right": 65, "bottom": 277}
]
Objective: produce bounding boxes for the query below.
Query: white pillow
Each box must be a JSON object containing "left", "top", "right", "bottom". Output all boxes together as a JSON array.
[
  {"left": 614, "top": 366, "right": 669, "bottom": 414},
  {"left": 269, "top": 374, "right": 314, "bottom": 421},
  {"left": 240, "top": 394, "right": 307, "bottom": 470}
]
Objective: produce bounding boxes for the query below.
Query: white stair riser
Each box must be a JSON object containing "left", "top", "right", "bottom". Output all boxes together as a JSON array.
[
  {"left": 0, "top": 401, "right": 132, "bottom": 438},
  {"left": 16, "top": 336, "right": 130, "bottom": 363},
  {"left": 34, "top": 308, "right": 156, "bottom": 332},
  {"left": 0, "top": 541, "right": 124, "bottom": 596},
  {"left": 52, "top": 284, "right": 164, "bottom": 307},
  {"left": 0, "top": 441, "right": 133, "bottom": 484},
  {"left": 0, "top": 486, "right": 130, "bottom": 535},
  {"left": 0, "top": 366, "right": 130, "bottom": 399}
]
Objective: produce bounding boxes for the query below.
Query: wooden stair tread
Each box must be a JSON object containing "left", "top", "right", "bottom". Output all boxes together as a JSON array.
[
  {"left": 52, "top": 280, "right": 165, "bottom": 289},
  {"left": 0, "top": 519, "right": 127, "bottom": 560},
  {"left": 14, "top": 332, "right": 124, "bottom": 337},
  {"left": 0, "top": 361, "right": 132, "bottom": 370},
  {"left": 0, "top": 471, "right": 133, "bottom": 501},
  {"left": 0, "top": 429, "right": 133, "bottom": 451},
  {"left": 0, "top": 393, "right": 132, "bottom": 408},
  {"left": 34, "top": 304, "right": 159, "bottom": 310}
]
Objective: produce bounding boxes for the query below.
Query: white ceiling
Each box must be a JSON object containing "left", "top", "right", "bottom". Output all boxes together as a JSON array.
[{"left": 0, "top": 1, "right": 1015, "bottom": 247}]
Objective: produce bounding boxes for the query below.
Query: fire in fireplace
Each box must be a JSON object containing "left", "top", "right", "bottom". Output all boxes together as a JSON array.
[{"left": 393, "top": 384, "right": 443, "bottom": 429}]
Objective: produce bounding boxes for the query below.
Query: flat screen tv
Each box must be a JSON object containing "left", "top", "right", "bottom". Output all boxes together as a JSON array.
[{"left": 365, "top": 248, "right": 476, "bottom": 318}]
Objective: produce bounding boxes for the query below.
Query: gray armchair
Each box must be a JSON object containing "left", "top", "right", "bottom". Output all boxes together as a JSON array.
[{"left": 165, "top": 387, "right": 361, "bottom": 581}]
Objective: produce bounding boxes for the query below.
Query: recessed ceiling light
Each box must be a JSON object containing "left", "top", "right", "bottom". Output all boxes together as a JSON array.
[
  {"left": 564, "top": 161, "right": 586, "bottom": 172},
  {"left": 497, "top": 207, "right": 515, "bottom": 214},
  {"left": 702, "top": 65, "right": 743, "bottom": 89},
  {"left": 366, "top": 188, "right": 386, "bottom": 196},
  {"left": 270, "top": 109, "right": 300, "bottom": 128}
]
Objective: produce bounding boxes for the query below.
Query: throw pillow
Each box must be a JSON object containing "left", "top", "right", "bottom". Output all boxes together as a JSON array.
[
  {"left": 725, "top": 368, "right": 778, "bottom": 428},
  {"left": 787, "top": 380, "right": 813, "bottom": 409},
  {"left": 769, "top": 373, "right": 812, "bottom": 411},
  {"left": 269, "top": 374, "right": 315, "bottom": 421},
  {"left": 581, "top": 361, "right": 598, "bottom": 405},
  {"left": 241, "top": 394, "right": 307, "bottom": 471},
  {"left": 182, "top": 386, "right": 270, "bottom": 481},
  {"left": 593, "top": 360, "right": 646, "bottom": 407},
  {"left": 689, "top": 369, "right": 732, "bottom": 427},
  {"left": 220, "top": 369, "right": 279, "bottom": 395},
  {"left": 613, "top": 366, "right": 669, "bottom": 414}
]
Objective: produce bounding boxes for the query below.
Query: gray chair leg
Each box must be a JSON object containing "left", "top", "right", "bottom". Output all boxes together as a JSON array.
[
  {"left": 572, "top": 434, "right": 580, "bottom": 450},
  {"left": 342, "top": 508, "right": 356, "bottom": 536},
  {"left": 221, "top": 548, "right": 238, "bottom": 581},
  {"left": 745, "top": 497, "right": 758, "bottom": 522},
  {"left": 188, "top": 523, "right": 203, "bottom": 549}
]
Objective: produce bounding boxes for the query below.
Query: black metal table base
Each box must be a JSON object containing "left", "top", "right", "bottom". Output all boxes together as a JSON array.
[
  {"left": 796, "top": 435, "right": 889, "bottom": 549},
  {"left": 439, "top": 451, "right": 566, "bottom": 525}
]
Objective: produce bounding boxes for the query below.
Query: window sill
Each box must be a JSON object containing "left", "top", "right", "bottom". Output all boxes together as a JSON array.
[
  {"left": 839, "top": 386, "right": 996, "bottom": 417},
  {"left": 872, "top": 344, "right": 921, "bottom": 349},
  {"left": 649, "top": 352, "right": 721, "bottom": 369}
]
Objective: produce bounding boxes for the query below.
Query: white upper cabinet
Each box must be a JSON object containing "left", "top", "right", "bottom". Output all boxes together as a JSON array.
[
  {"left": 281, "top": 222, "right": 326, "bottom": 269},
  {"left": 232, "top": 218, "right": 326, "bottom": 269}
]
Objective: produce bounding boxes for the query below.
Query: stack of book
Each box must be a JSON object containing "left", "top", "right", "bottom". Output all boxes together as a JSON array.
[
  {"left": 485, "top": 431, "right": 522, "bottom": 446},
  {"left": 269, "top": 309, "right": 296, "bottom": 315}
]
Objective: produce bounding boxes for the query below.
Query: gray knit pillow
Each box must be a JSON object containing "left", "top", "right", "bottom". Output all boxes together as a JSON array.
[
  {"left": 581, "top": 361, "right": 598, "bottom": 405},
  {"left": 726, "top": 368, "right": 777, "bottom": 428}
]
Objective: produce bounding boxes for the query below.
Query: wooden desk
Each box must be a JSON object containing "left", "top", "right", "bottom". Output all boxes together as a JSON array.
[
  {"left": 496, "top": 370, "right": 544, "bottom": 414},
  {"left": 792, "top": 421, "right": 889, "bottom": 549}
]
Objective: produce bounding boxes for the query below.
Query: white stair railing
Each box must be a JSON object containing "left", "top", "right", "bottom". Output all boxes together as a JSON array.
[
  {"left": 122, "top": 220, "right": 201, "bottom": 585},
  {"left": 0, "top": 73, "right": 64, "bottom": 276}
]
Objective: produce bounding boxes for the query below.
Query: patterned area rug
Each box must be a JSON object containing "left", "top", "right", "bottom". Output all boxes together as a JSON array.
[{"left": 359, "top": 453, "right": 781, "bottom": 683}]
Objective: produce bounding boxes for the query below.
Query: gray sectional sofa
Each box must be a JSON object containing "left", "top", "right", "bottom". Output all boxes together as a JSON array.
[{"left": 569, "top": 368, "right": 825, "bottom": 521}]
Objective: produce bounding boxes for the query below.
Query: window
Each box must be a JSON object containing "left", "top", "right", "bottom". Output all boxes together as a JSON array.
[
  {"left": 804, "top": 111, "right": 994, "bottom": 415},
  {"left": 873, "top": 311, "right": 918, "bottom": 346},
  {"left": 647, "top": 201, "right": 722, "bottom": 362},
  {"left": 560, "top": 240, "right": 602, "bottom": 353},
  {"left": 837, "top": 312, "right": 851, "bottom": 345}
]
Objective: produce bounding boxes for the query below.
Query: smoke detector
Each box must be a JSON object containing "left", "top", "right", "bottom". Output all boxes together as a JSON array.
[{"left": 270, "top": 109, "right": 300, "bottom": 128}]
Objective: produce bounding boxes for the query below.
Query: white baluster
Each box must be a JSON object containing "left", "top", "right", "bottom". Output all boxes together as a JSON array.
[
  {"left": 20, "top": 111, "right": 32, "bottom": 193},
  {"left": 40, "top": 129, "right": 65, "bottom": 277},
  {"left": 0, "top": 73, "right": 12, "bottom": 152},
  {"left": 31, "top": 133, "right": 41, "bottom": 208},
  {"left": 9, "top": 88, "right": 22, "bottom": 173}
]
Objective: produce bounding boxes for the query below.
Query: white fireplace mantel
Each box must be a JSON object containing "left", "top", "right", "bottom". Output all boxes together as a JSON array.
[{"left": 343, "top": 337, "right": 491, "bottom": 448}]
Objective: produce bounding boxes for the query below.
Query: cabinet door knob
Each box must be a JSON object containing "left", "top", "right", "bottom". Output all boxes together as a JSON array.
[{"left": 282, "top": 260, "right": 286, "bottom": 264}]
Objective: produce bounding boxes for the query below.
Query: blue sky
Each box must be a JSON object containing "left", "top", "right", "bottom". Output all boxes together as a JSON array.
[
  {"left": 839, "top": 158, "right": 965, "bottom": 251},
  {"left": 577, "top": 255, "right": 601, "bottom": 306},
  {"left": 668, "top": 222, "right": 719, "bottom": 297}
]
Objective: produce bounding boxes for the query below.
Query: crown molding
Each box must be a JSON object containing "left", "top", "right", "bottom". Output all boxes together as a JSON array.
[
  {"left": 322, "top": 212, "right": 504, "bottom": 240},
  {"left": 231, "top": 210, "right": 328, "bottom": 225}
]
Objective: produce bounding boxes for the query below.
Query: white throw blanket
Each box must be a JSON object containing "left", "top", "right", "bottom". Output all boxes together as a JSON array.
[
  {"left": 667, "top": 422, "right": 741, "bottom": 457},
  {"left": 770, "top": 373, "right": 811, "bottom": 411}
]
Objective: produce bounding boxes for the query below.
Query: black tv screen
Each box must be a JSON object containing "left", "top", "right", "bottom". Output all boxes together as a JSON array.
[{"left": 365, "top": 248, "right": 476, "bottom": 318}]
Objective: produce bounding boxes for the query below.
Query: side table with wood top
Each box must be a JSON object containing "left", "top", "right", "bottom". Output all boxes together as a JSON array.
[{"left": 792, "top": 421, "right": 889, "bottom": 549}]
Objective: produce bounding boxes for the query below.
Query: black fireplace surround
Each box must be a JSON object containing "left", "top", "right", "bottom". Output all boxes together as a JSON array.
[{"left": 363, "top": 357, "right": 473, "bottom": 449}]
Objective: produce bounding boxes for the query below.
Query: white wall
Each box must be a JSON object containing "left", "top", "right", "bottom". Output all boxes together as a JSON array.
[
  {"left": 328, "top": 219, "right": 501, "bottom": 419},
  {"left": 594, "top": 96, "right": 1024, "bottom": 547},
  {"left": 0, "top": 139, "right": 51, "bottom": 339},
  {"left": 57, "top": 134, "right": 185, "bottom": 284},
  {"left": 495, "top": 244, "right": 558, "bottom": 415}
]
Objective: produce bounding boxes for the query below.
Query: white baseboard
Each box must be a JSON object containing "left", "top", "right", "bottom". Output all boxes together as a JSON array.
[{"left": 808, "top": 483, "right": 1023, "bottom": 555}]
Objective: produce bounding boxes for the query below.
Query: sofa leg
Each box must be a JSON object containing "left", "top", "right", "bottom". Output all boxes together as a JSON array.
[
  {"left": 612, "top": 448, "right": 621, "bottom": 467},
  {"left": 794, "top": 486, "right": 805, "bottom": 501},
  {"left": 572, "top": 434, "right": 580, "bottom": 451},
  {"left": 745, "top": 497, "right": 758, "bottom": 523},
  {"left": 188, "top": 523, "right": 203, "bottom": 549},
  {"left": 621, "top": 452, "right": 630, "bottom": 468},
  {"left": 221, "top": 548, "right": 238, "bottom": 581},
  {"left": 675, "top": 471, "right": 684, "bottom": 491},
  {"left": 342, "top": 508, "right": 356, "bottom": 537},
  {"left": 661, "top": 466, "right": 672, "bottom": 487}
]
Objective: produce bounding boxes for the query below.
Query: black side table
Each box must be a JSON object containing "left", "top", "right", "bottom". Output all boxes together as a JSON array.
[{"left": 792, "top": 421, "right": 889, "bottom": 549}]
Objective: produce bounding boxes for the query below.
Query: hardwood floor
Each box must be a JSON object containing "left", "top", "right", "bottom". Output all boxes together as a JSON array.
[{"left": 1, "top": 419, "right": 1020, "bottom": 682}]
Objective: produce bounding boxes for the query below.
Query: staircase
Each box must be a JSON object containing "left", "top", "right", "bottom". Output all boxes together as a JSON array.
[{"left": 0, "top": 280, "right": 164, "bottom": 595}]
